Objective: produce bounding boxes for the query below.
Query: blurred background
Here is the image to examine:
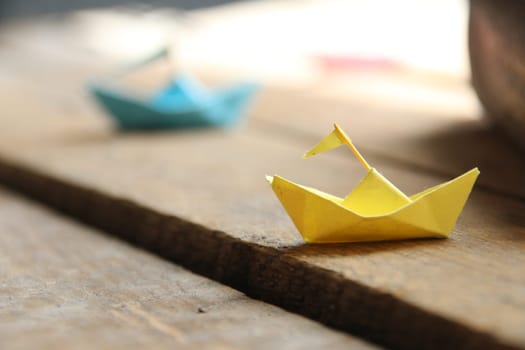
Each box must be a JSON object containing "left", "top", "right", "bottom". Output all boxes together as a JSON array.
[
  {"left": 0, "top": 0, "right": 476, "bottom": 110},
  {"left": 0, "top": 1, "right": 240, "bottom": 18},
  {"left": 0, "top": 0, "right": 471, "bottom": 82},
  {"left": 1, "top": 0, "right": 525, "bottom": 196}
]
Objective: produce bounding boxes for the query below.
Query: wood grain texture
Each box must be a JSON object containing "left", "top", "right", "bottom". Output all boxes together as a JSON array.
[
  {"left": 0, "top": 16, "right": 524, "bottom": 350},
  {"left": 0, "top": 188, "right": 372, "bottom": 350},
  {"left": 0, "top": 83, "right": 523, "bottom": 349}
]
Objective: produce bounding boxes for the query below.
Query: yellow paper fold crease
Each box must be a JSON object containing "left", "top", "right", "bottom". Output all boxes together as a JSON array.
[{"left": 267, "top": 123, "right": 479, "bottom": 243}]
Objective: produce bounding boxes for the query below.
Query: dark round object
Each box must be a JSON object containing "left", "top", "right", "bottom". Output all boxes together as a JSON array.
[{"left": 469, "top": 0, "right": 525, "bottom": 150}]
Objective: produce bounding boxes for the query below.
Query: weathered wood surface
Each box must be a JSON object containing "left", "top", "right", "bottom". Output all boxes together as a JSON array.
[
  {"left": 1, "top": 15, "right": 525, "bottom": 350},
  {"left": 248, "top": 84, "right": 525, "bottom": 200},
  {"left": 0, "top": 79, "right": 524, "bottom": 350},
  {"left": 1, "top": 15, "right": 524, "bottom": 200},
  {"left": 0, "top": 188, "right": 373, "bottom": 350}
]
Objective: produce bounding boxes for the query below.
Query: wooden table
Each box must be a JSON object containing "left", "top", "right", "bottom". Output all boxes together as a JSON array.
[
  {"left": 0, "top": 189, "right": 373, "bottom": 350},
  {"left": 0, "top": 10, "right": 524, "bottom": 350}
]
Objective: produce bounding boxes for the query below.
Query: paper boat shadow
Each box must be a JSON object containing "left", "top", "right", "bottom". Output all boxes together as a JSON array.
[
  {"left": 282, "top": 235, "right": 449, "bottom": 254},
  {"left": 89, "top": 75, "right": 259, "bottom": 130}
]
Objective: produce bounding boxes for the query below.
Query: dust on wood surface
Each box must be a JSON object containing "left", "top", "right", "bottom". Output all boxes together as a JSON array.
[{"left": 0, "top": 188, "right": 373, "bottom": 350}]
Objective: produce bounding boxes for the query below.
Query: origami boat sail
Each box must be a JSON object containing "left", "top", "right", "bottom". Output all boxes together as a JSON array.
[
  {"left": 89, "top": 47, "right": 258, "bottom": 130},
  {"left": 267, "top": 124, "right": 479, "bottom": 243}
]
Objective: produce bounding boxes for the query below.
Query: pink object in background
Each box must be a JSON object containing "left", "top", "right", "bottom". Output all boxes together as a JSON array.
[{"left": 314, "top": 55, "right": 400, "bottom": 72}]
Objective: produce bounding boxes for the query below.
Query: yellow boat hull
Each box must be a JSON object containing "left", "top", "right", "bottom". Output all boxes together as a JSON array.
[{"left": 268, "top": 168, "right": 480, "bottom": 243}]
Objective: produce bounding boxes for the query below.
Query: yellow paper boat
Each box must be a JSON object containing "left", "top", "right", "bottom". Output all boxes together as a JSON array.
[{"left": 267, "top": 124, "right": 479, "bottom": 243}]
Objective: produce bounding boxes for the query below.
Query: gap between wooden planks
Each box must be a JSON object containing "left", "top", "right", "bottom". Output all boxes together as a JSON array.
[
  {"left": 0, "top": 188, "right": 372, "bottom": 350},
  {"left": 0, "top": 85, "right": 523, "bottom": 349}
]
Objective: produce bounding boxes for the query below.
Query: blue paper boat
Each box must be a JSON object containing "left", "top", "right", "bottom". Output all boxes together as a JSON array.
[{"left": 89, "top": 74, "right": 258, "bottom": 130}]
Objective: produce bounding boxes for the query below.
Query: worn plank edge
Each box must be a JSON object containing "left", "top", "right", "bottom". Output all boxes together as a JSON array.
[{"left": 0, "top": 157, "right": 519, "bottom": 350}]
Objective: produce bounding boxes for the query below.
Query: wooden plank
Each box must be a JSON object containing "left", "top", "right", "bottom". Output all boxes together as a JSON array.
[
  {"left": 1, "top": 15, "right": 523, "bottom": 201},
  {"left": 246, "top": 82, "right": 525, "bottom": 200},
  {"left": 3, "top": 45, "right": 524, "bottom": 201},
  {"left": 1, "top": 16, "right": 525, "bottom": 350},
  {"left": 0, "top": 188, "right": 373, "bottom": 350},
  {"left": 0, "top": 83, "right": 523, "bottom": 350}
]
